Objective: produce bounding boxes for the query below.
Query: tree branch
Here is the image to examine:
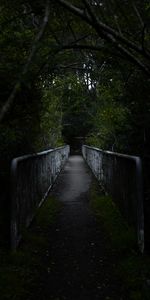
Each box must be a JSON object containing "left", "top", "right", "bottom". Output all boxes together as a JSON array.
[
  {"left": 57, "top": 0, "right": 90, "bottom": 23},
  {"left": 132, "top": 1, "right": 144, "bottom": 28},
  {"left": 57, "top": 0, "right": 150, "bottom": 68},
  {"left": 0, "top": 0, "right": 50, "bottom": 122},
  {"left": 82, "top": 0, "right": 150, "bottom": 59},
  {"left": 63, "top": 42, "right": 150, "bottom": 76}
]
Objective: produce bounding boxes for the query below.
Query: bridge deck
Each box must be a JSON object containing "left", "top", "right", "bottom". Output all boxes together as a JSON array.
[{"left": 40, "top": 155, "right": 124, "bottom": 300}]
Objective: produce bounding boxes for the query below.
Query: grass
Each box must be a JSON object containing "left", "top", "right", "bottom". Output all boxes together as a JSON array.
[
  {"left": 0, "top": 195, "right": 63, "bottom": 300},
  {"left": 90, "top": 181, "right": 150, "bottom": 300}
]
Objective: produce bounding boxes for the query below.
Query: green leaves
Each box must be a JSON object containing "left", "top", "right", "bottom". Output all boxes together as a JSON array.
[
  {"left": 86, "top": 68, "right": 132, "bottom": 151},
  {"left": 0, "top": 0, "right": 150, "bottom": 158},
  {"left": 39, "top": 89, "right": 63, "bottom": 148}
]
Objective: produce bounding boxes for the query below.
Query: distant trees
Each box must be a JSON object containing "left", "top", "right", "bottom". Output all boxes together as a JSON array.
[{"left": 86, "top": 72, "right": 131, "bottom": 152}]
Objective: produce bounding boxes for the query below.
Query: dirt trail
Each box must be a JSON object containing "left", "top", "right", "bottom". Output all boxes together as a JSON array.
[{"left": 39, "top": 155, "right": 124, "bottom": 300}]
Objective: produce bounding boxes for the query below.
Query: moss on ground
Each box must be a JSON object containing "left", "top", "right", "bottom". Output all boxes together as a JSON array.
[
  {"left": 90, "top": 181, "right": 150, "bottom": 300},
  {"left": 0, "top": 196, "right": 63, "bottom": 300}
]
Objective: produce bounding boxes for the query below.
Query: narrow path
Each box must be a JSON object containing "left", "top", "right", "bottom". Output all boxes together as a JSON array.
[{"left": 40, "top": 155, "right": 124, "bottom": 300}]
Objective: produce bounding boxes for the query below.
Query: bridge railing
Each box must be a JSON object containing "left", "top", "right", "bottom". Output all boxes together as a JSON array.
[
  {"left": 11, "top": 145, "right": 70, "bottom": 250},
  {"left": 82, "top": 145, "right": 144, "bottom": 252}
]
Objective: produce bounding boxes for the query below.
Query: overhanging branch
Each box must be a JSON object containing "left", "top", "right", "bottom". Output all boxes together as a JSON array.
[
  {"left": 57, "top": 0, "right": 150, "bottom": 75},
  {"left": 0, "top": 0, "right": 50, "bottom": 122}
]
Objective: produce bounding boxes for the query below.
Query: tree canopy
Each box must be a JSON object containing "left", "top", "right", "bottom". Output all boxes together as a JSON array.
[{"left": 0, "top": 0, "right": 150, "bottom": 164}]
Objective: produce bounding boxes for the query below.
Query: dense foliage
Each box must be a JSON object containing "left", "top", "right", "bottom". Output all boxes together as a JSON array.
[{"left": 0, "top": 0, "right": 150, "bottom": 165}]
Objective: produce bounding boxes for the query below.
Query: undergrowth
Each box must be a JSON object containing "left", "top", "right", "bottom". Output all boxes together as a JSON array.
[
  {"left": 90, "top": 181, "right": 150, "bottom": 300},
  {"left": 0, "top": 196, "right": 62, "bottom": 300}
]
